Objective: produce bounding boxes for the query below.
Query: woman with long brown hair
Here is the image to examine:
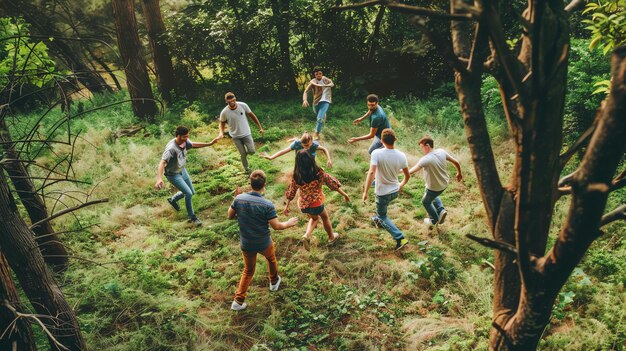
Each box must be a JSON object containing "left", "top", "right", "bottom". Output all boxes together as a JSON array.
[{"left": 284, "top": 150, "right": 349, "bottom": 250}]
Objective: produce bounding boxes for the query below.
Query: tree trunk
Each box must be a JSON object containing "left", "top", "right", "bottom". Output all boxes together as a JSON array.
[
  {"left": 0, "top": 119, "right": 68, "bottom": 271},
  {"left": 0, "top": 171, "right": 87, "bottom": 351},
  {"left": 0, "top": 0, "right": 112, "bottom": 94},
  {"left": 269, "top": 0, "right": 299, "bottom": 96},
  {"left": 0, "top": 252, "right": 36, "bottom": 351},
  {"left": 140, "top": 0, "right": 176, "bottom": 102},
  {"left": 112, "top": 0, "right": 159, "bottom": 121}
]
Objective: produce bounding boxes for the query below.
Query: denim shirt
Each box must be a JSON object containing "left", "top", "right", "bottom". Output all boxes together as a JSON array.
[{"left": 231, "top": 192, "right": 277, "bottom": 252}]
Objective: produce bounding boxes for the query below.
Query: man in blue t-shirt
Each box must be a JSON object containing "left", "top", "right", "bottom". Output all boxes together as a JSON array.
[
  {"left": 260, "top": 131, "right": 333, "bottom": 168},
  {"left": 228, "top": 170, "right": 298, "bottom": 311},
  {"left": 348, "top": 94, "right": 391, "bottom": 154}
]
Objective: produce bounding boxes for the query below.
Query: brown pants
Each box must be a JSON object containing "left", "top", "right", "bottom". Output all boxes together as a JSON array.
[{"left": 234, "top": 242, "right": 279, "bottom": 303}]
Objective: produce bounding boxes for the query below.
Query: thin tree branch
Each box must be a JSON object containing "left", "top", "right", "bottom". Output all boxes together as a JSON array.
[
  {"left": 466, "top": 234, "right": 518, "bottom": 255},
  {"left": 2, "top": 301, "right": 69, "bottom": 351},
  {"left": 560, "top": 116, "right": 598, "bottom": 169},
  {"left": 611, "top": 169, "right": 626, "bottom": 191},
  {"left": 335, "top": 0, "right": 473, "bottom": 20},
  {"left": 601, "top": 205, "right": 626, "bottom": 226},
  {"left": 565, "top": 0, "right": 587, "bottom": 13},
  {"left": 29, "top": 199, "right": 108, "bottom": 230}
]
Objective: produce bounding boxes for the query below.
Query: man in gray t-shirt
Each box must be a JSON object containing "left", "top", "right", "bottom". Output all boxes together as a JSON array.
[
  {"left": 212, "top": 92, "right": 265, "bottom": 174},
  {"left": 363, "top": 128, "right": 411, "bottom": 251},
  {"left": 155, "top": 125, "right": 214, "bottom": 226},
  {"left": 409, "top": 136, "right": 463, "bottom": 227}
]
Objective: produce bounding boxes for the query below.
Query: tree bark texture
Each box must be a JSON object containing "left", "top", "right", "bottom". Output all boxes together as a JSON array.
[
  {"left": 0, "top": 119, "right": 68, "bottom": 271},
  {"left": 269, "top": 0, "right": 299, "bottom": 96},
  {"left": 0, "top": 171, "right": 86, "bottom": 351},
  {"left": 112, "top": 0, "right": 159, "bottom": 120},
  {"left": 0, "top": 0, "right": 112, "bottom": 94},
  {"left": 140, "top": 0, "right": 177, "bottom": 102},
  {"left": 0, "top": 252, "right": 36, "bottom": 351}
]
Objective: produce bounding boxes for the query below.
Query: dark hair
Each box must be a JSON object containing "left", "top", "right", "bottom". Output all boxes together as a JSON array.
[
  {"left": 250, "top": 170, "right": 266, "bottom": 190},
  {"left": 381, "top": 128, "right": 397, "bottom": 145},
  {"left": 366, "top": 94, "right": 379, "bottom": 103},
  {"left": 293, "top": 150, "right": 321, "bottom": 185},
  {"left": 312, "top": 67, "right": 323, "bottom": 75},
  {"left": 175, "top": 125, "right": 189, "bottom": 136},
  {"left": 418, "top": 136, "right": 434, "bottom": 148}
]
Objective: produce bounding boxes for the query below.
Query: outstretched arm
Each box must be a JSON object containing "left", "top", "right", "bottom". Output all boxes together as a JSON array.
[
  {"left": 446, "top": 154, "right": 463, "bottom": 181},
  {"left": 398, "top": 167, "right": 411, "bottom": 193},
  {"left": 353, "top": 109, "right": 372, "bottom": 125},
  {"left": 302, "top": 83, "right": 312, "bottom": 107},
  {"left": 261, "top": 146, "right": 292, "bottom": 160},
  {"left": 409, "top": 162, "right": 423, "bottom": 175},
  {"left": 269, "top": 217, "right": 299, "bottom": 230},
  {"left": 227, "top": 206, "right": 237, "bottom": 220},
  {"left": 247, "top": 112, "right": 264, "bottom": 135},
  {"left": 317, "top": 145, "right": 333, "bottom": 168},
  {"left": 348, "top": 127, "right": 377, "bottom": 143},
  {"left": 192, "top": 141, "right": 215, "bottom": 148},
  {"left": 362, "top": 164, "right": 376, "bottom": 202},
  {"left": 155, "top": 159, "right": 167, "bottom": 189}
]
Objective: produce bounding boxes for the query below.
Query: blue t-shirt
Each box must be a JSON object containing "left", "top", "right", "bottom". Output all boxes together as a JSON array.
[
  {"left": 289, "top": 139, "right": 320, "bottom": 157},
  {"left": 369, "top": 106, "right": 390, "bottom": 139},
  {"left": 230, "top": 192, "right": 277, "bottom": 252}
]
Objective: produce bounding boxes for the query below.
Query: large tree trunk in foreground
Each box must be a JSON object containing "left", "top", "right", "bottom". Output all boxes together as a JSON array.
[
  {"left": 140, "top": 0, "right": 176, "bottom": 102},
  {"left": 112, "top": 0, "right": 158, "bottom": 121},
  {"left": 0, "top": 252, "right": 36, "bottom": 351},
  {"left": 0, "top": 171, "right": 86, "bottom": 351},
  {"left": 0, "top": 119, "right": 68, "bottom": 271}
]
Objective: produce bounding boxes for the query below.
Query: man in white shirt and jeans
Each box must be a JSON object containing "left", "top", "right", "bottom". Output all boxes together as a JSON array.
[
  {"left": 363, "top": 128, "right": 410, "bottom": 250},
  {"left": 213, "top": 92, "right": 264, "bottom": 174},
  {"left": 409, "top": 136, "right": 463, "bottom": 226}
]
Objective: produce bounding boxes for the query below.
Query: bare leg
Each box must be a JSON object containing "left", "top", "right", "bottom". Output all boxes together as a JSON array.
[
  {"left": 319, "top": 209, "right": 335, "bottom": 239},
  {"left": 304, "top": 214, "right": 319, "bottom": 239}
]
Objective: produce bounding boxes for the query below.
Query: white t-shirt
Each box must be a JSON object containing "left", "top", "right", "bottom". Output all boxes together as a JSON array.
[
  {"left": 370, "top": 148, "right": 408, "bottom": 196},
  {"left": 220, "top": 102, "right": 252, "bottom": 138},
  {"left": 417, "top": 149, "right": 450, "bottom": 191},
  {"left": 317, "top": 79, "right": 331, "bottom": 103}
]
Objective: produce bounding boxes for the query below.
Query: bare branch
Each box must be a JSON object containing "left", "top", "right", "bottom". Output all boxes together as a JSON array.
[
  {"left": 565, "top": 0, "right": 587, "bottom": 13},
  {"left": 466, "top": 234, "right": 518, "bottom": 255},
  {"left": 601, "top": 205, "right": 626, "bottom": 226},
  {"left": 2, "top": 301, "right": 69, "bottom": 351},
  {"left": 335, "top": 0, "right": 473, "bottom": 20},
  {"left": 560, "top": 115, "right": 598, "bottom": 169},
  {"left": 29, "top": 199, "right": 109, "bottom": 230},
  {"left": 611, "top": 169, "right": 626, "bottom": 191}
]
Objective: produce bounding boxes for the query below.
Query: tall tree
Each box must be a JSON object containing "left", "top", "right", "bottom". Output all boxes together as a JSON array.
[
  {"left": 112, "top": 0, "right": 158, "bottom": 120},
  {"left": 0, "top": 252, "right": 36, "bottom": 351},
  {"left": 340, "top": 1, "right": 626, "bottom": 350},
  {"left": 269, "top": 0, "right": 299, "bottom": 96},
  {"left": 140, "top": 0, "right": 176, "bottom": 102}
]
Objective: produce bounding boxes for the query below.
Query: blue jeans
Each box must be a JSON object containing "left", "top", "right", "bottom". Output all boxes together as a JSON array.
[
  {"left": 313, "top": 101, "right": 330, "bottom": 133},
  {"left": 422, "top": 188, "right": 445, "bottom": 224},
  {"left": 166, "top": 168, "right": 196, "bottom": 218},
  {"left": 368, "top": 137, "right": 383, "bottom": 154},
  {"left": 374, "top": 191, "right": 404, "bottom": 240}
]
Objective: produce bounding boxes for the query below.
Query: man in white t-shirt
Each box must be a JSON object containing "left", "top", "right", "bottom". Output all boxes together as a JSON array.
[
  {"left": 363, "top": 128, "right": 411, "bottom": 250},
  {"left": 302, "top": 67, "right": 334, "bottom": 140},
  {"left": 409, "top": 136, "right": 462, "bottom": 227},
  {"left": 212, "top": 92, "right": 265, "bottom": 174}
]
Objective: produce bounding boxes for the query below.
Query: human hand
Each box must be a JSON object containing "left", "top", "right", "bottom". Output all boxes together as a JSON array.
[
  {"left": 286, "top": 217, "right": 298, "bottom": 227},
  {"left": 155, "top": 179, "right": 164, "bottom": 190},
  {"left": 302, "top": 100, "right": 309, "bottom": 108},
  {"left": 259, "top": 128, "right": 264, "bottom": 136},
  {"left": 260, "top": 152, "right": 271, "bottom": 160},
  {"left": 327, "top": 160, "right": 332, "bottom": 169},
  {"left": 344, "top": 194, "right": 350, "bottom": 202},
  {"left": 353, "top": 118, "right": 361, "bottom": 125},
  {"left": 456, "top": 173, "right": 463, "bottom": 182},
  {"left": 348, "top": 137, "right": 358, "bottom": 144},
  {"left": 362, "top": 192, "right": 368, "bottom": 203}
]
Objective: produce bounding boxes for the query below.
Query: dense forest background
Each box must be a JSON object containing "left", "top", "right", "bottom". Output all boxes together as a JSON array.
[{"left": 0, "top": 0, "right": 624, "bottom": 350}]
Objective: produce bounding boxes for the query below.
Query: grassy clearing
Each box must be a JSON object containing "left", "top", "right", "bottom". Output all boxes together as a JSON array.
[{"left": 13, "top": 92, "right": 625, "bottom": 350}]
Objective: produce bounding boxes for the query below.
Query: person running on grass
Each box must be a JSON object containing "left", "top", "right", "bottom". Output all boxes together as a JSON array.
[
  {"left": 348, "top": 94, "right": 390, "bottom": 155},
  {"left": 284, "top": 150, "right": 349, "bottom": 250},
  {"left": 155, "top": 125, "right": 215, "bottom": 227},
  {"left": 212, "top": 92, "right": 264, "bottom": 174},
  {"left": 408, "top": 136, "right": 462, "bottom": 227},
  {"left": 302, "top": 67, "right": 334, "bottom": 140},
  {"left": 228, "top": 170, "right": 298, "bottom": 311},
  {"left": 260, "top": 131, "right": 333, "bottom": 168},
  {"left": 363, "top": 128, "right": 410, "bottom": 251}
]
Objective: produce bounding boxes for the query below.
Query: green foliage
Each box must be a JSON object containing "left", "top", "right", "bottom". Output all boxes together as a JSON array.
[
  {"left": 0, "top": 17, "right": 58, "bottom": 88},
  {"left": 583, "top": 0, "right": 626, "bottom": 55},
  {"left": 407, "top": 241, "right": 458, "bottom": 285}
]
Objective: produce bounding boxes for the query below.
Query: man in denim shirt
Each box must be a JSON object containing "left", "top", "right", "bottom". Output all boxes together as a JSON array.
[{"left": 228, "top": 170, "right": 298, "bottom": 311}]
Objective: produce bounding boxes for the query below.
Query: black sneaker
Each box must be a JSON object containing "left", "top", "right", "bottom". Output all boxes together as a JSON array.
[
  {"left": 395, "top": 238, "right": 409, "bottom": 251},
  {"left": 189, "top": 216, "right": 202, "bottom": 227},
  {"left": 371, "top": 216, "right": 383, "bottom": 229},
  {"left": 167, "top": 198, "right": 180, "bottom": 211},
  {"left": 438, "top": 210, "right": 448, "bottom": 224}
]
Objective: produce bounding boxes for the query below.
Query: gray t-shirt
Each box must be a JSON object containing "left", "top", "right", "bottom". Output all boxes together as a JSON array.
[
  {"left": 220, "top": 102, "right": 252, "bottom": 139},
  {"left": 417, "top": 149, "right": 450, "bottom": 191},
  {"left": 370, "top": 148, "right": 408, "bottom": 196},
  {"left": 231, "top": 192, "right": 278, "bottom": 252},
  {"left": 162, "top": 138, "right": 192, "bottom": 176}
]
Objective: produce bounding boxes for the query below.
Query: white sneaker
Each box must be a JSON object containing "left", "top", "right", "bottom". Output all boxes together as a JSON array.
[
  {"left": 438, "top": 210, "right": 448, "bottom": 224},
  {"left": 269, "top": 275, "right": 282, "bottom": 292},
  {"left": 424, "top": 218, "right": 434, "bottom": 227},
  {"left": 231, "top": 300, "right": 247, "bottom": 311}
]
